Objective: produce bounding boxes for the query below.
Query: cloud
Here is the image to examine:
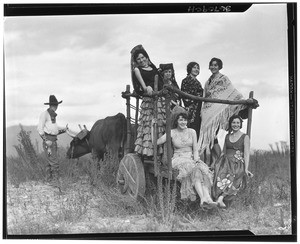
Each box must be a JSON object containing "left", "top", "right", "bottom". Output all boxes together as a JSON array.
[
  {"left": 4, "top": 15, "right": 130, "bottom": 57},
  {"left": 4, "top": 4, "right": 291, "bottom": 151}
]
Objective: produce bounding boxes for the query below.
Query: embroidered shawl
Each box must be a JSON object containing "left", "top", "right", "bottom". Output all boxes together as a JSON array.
[{"left": 197, "top": 73, "right": 246, "bottom": 154}]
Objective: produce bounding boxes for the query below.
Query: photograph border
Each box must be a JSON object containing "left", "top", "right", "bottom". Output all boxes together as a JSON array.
[{"left": 3, "top": 2, "right": 297, "bottom": 241}]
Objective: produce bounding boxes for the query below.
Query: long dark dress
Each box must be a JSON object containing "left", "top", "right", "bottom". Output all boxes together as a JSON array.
[
  {"left": 181, "top": 75, "right": 203, "bottom": 139},
  {"left": 212, "top": 134, "right": 247, "bottom": 203},
  {"left": 134, "top": 67, "right": 166, "bottom": 156}
]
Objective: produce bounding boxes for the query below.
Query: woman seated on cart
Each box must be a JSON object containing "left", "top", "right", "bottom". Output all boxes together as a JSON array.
[
  {"left": 212, "top": 115, "right": 253, "bottom": 208},
  {"left": 152, "top": 111, "right": 217, "bottom": 210}
]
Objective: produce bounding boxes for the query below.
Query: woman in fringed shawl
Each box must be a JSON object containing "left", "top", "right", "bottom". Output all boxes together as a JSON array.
[
  {"left": 212, "top": 115, "right": 253, "bottom": 208},
  {"left": 197, "top": 57, "right": 248, "bottom": 156},
  {"left": 131, "top": 45, "right": 166, "bottom": 157}
]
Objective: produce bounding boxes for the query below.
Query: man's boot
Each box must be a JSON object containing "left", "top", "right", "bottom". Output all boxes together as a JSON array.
[
  {"left": 45, "top": 166, "right": 53, "bottom": 183},
  {"left": 51, "top": 169, "right": 61, "bottom": 186}
]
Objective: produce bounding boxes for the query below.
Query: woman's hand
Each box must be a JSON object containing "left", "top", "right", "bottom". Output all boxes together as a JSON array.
[
  {"left": 245, "top": 169, "right": 253, "bottom": 178},
  {"left": 146, "top": 86, "right": 153, "bottom": 95}
]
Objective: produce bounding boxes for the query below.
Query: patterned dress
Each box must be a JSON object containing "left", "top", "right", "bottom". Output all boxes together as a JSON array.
[
  {"left": 212, "top": 133, "right": 247, "bottom": 203},
  {"left": 134, "top": 67, "right": 166, "bottom": 156},
  {"left": 171, "top": 128, "right": 213, "bottom": 201},
  {"left": 181, "top": 75, "right": 203, "bottom": 139}
]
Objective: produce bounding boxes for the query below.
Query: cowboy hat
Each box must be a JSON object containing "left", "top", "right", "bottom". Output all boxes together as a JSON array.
[{"left": 44, "top": 95, "right": 62, "bottom": 105}]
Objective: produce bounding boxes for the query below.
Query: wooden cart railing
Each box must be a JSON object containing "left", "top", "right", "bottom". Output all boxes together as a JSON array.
[{"left": 119, "top": 83, "right": 258, "bottom": 198}]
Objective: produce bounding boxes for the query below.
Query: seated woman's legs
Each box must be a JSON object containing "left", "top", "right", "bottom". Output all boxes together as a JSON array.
[
  {"left": 193, "top": 170, "right": 216, "bottom": 206},
  {"left": 194, "top": 180, "right": 205, "bottom": 202}
]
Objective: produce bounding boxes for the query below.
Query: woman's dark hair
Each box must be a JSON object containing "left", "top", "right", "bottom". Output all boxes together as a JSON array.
[
  {"left": 161, "top": 68, "right": 174, "bottom": 81},
  {"left": 209, "top": 57, "right": 223, "bottom": 70},
  {"left": 133, "top": 49, "right": 149, "bottom": 61},
  {"left": 186, "top": 62, "right": 200, "bottom": 75},
  {"left": 173, "top": 112, "right": 188, "bottom": 128},
  {"left": 228, "top": 114, "right": 243, "bottom": 132},
  {"left": 133, "top": 49, "right": 157, "bottom": 70}
]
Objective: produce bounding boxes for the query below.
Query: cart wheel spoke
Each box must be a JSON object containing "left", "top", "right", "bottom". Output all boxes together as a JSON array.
[{"left": 116, "top": 153, "right": 146, "bottom": 199}]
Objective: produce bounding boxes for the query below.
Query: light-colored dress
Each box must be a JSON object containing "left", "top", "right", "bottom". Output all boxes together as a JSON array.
[{"left": 172, "top": 128, "right": 213, "bottom": 201}]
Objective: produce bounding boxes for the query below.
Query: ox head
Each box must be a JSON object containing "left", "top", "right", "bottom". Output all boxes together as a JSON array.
[{"left": 66, "top": 126, "right": 91, "bottom": 159}]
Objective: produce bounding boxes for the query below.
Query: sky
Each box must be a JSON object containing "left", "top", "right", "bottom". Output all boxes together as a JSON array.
[{"left": 4, "top": 3, "right": 291, "bottom": 151}]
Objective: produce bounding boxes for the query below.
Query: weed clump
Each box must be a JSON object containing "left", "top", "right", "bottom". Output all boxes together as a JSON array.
[
  {"left": 6, "top": 127, "right": 292, "bottom": 235},
  {"left": 7, "top": 125, "right": 46, "bottom": 186}
]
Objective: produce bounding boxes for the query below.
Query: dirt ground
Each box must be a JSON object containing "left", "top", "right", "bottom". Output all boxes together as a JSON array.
[
  {"left": 6, "top": 178, "right": 157, "bottom": 234},
  {"left": 5, "top": 178, "right": 293, "bottom": 237}
]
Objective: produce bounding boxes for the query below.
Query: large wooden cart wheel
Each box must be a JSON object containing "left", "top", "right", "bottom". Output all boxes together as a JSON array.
[{"left": 116, "top": 153, "right": 146, "bottom": 199}]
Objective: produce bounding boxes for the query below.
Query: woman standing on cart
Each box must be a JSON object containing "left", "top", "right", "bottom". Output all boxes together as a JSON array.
[
  {"left": 181, "top": 62, "right": 203, "bottom": 140},
  {"left": 158, "top": 63, "right": 181, "bottom": 109},
  {"left": 198, "top": 57, "right": 248, "bottom": 156},
  {"left": 131, "top": 45, "right": 166, "bottom": 158}
]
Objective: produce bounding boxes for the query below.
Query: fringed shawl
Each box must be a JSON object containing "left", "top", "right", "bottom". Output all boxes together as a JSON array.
[{"left": 197, "top": 73, "right": 246, "bottom": 154}]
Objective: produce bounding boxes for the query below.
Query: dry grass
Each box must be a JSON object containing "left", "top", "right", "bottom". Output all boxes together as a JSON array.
[{"left": 5, "top": 125, "right": 293, "bottom": 236}]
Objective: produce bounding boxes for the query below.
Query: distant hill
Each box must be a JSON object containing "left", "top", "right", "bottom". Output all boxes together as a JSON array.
[{"left": 5, "top": 125, "right": 72, "bottom": 157}]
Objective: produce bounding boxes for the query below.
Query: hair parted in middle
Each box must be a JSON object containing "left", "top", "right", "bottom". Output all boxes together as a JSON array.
[
  {"left": 132, "top": 46, "right": 157, "bottom": 70},
  {"left": 209, "top": 57, "right": 223, "bottom": 70},
  {"left": 227, "top": 114, "right": 243, "bottom": 132},
  {"left": 133, "top": 48, "right": 149, "bottom": 61},
  {"left": 186, "top": 61, "right": 200, "bottom": 75}
]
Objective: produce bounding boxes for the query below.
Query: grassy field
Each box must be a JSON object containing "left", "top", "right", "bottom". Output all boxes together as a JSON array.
[{"left": 5, "top": 126, "right": 293, "bottom": 238}]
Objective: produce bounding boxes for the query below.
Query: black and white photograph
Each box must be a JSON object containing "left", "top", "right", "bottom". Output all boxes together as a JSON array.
[{"left": 3, "top": 2, "right": 296, "bottom": 240}]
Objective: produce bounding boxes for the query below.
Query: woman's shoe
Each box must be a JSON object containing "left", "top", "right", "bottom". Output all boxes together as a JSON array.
[
  {"left": 202, "top": 201, "right": 217, "bottom": 210},
  {"left": 207, "top": 201, "right": 218, "bottom": 209},
  {"left": 217, "top": 201, "right": 226, "bottom": 208}
]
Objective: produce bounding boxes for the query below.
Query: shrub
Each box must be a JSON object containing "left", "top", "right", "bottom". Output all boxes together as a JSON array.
[{"left": 7, "top": 125, "right": 46, "bottom": 185}]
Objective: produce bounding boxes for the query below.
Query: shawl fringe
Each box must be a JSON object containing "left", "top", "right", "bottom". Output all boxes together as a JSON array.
[{"left": 198, "top": 104, "right": 246, "bottom": 154}]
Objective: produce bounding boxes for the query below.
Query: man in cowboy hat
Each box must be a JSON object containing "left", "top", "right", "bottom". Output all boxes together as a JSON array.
[{"left": 37, "top": 95, "right": 67, "bottom": 183}]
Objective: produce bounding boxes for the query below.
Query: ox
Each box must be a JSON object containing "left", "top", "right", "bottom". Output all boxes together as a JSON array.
[{"left": 66, "top": 113, "right": 127, "bottom": 161}]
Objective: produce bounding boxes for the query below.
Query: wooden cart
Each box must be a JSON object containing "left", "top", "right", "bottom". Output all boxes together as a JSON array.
[{"left": 116, "top": 83, "right": 258, "bottom": 199}]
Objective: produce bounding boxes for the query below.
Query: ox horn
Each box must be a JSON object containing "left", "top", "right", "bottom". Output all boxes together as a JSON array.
[
  {"left": 66, "top": 127, "right": 77, "bottom": 138},
  {"left": 78, "top": 124, "right": 83, "bottom": 130},
  {"left": 83, "top": 125, "right": 88, "bottom": 131}
]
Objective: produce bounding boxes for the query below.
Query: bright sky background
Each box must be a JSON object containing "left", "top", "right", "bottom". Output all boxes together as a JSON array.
[{"left": 4, "top": 3, "right": 290, "bottom": 151}]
